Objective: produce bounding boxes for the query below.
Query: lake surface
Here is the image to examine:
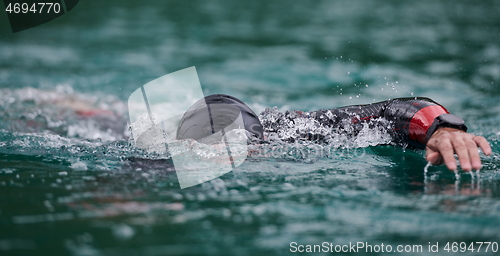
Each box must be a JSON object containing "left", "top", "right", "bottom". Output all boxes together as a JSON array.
[{"left": 1, "top": 0, "right": 499, "bottom": 255}]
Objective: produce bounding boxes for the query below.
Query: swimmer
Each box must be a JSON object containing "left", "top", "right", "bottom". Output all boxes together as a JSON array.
[
  {"left": 31, "top": 89, "right": 490, "bottom": 172},
  {"left": 176, "top": 94, "right": 492, "bottom": 172}
]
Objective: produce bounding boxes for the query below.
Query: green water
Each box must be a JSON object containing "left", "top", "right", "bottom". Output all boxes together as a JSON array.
[{"left": 1, "top": 0, "right": 500, "bottom": 255}]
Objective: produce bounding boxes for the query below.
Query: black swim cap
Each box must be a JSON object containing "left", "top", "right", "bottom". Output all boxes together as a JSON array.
[{"left": 176, "top": 94, "right": 263, "bottom": 141}]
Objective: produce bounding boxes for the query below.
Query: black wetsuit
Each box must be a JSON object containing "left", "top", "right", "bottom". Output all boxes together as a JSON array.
[
  {"left": 260, "top": 97, "right": 450, "bottom": 149},
  {"left": 178, "top": 95, "right": 451, "bottom": 150}
]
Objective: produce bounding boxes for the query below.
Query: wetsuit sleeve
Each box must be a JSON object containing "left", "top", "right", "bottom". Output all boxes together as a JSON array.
[{"left": 316, "top": 97, "right": 450, "bottom": 149}]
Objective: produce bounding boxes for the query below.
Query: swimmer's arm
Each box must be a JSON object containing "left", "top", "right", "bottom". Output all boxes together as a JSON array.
[
  {"left": 379, "top": 97, "right": 492, "bottom": 171},
  {"left": 325, "top": 97, "right": 492, "bottom": 171},
  {"left": 426, "top": 127, "right": 492, "bottom": 171}
]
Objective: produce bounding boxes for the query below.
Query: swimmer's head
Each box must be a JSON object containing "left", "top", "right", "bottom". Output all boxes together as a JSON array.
[{"left": 176, "top": 94, "right": 263, "bottom": 142}]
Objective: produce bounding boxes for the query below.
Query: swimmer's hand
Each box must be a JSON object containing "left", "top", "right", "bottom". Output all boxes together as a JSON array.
[{"left": 425, "top": 127, "right": 492, "bottom": 171}]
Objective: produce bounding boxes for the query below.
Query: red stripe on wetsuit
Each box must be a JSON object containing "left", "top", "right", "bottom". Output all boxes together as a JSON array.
[{"left": 408, "top": 105, "right": 449, "bottom": 144}]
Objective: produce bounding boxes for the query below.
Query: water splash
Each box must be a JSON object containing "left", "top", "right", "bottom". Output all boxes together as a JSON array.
[
  {"left": 0, "top": 86, "right": 128, "bottom": 141},
  {"left": 258, "top": 106, "right": 393, "bottom": 148}
]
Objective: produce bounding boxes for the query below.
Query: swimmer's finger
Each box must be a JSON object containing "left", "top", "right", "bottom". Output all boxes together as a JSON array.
[
  {"left": 474, "top": 136, "right": 492, "bottom": 156},
  {"left": 452, "top": 137, "right": 472, "bottom": 171},
  {"left": 438, "top": 137, "right": 457, "bottom": 171},
  {"left": 466, "top": 137, "right": 482, "bottom": 170},
  {"left": 426, "top": 150, "right": 443, "bottom": 166}
]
